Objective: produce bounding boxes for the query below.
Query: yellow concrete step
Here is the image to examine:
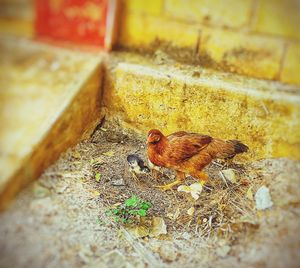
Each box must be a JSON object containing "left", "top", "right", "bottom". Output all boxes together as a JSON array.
[
  {"left": 103, "top": 52, "right": 300, "bottom": 160},
  {"left": 0, "top": 36, "right": 103, "bottom": 210}
]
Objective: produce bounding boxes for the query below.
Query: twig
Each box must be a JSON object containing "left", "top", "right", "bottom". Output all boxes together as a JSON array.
[
  {"left": 119, "top": 226, "right": 162, "bottom": 268},
  {"left": 211, "top": 161, "right": 224, "bottom": 168},
  {"left": 219, "top": 171, "right": 229, "bottom": 188},
  {"left": 229, "top": 200, "right": 247, "bottom": 214},
  {"left": 208, "top": 215, "right": 213, "bottom": 228}
]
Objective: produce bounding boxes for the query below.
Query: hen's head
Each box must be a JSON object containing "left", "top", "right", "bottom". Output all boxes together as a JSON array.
[{"left": 147, "top": 129, "right": 164, "bottom": 144}]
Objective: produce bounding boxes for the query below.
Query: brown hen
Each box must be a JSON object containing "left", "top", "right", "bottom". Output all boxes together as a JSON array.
[{"left": 147, "top": 129, "right": 248, "bottom": 190}]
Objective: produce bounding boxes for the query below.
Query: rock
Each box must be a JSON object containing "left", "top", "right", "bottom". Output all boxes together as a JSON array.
[
  {"left": 181, "top": 232, "right": 191, "bottom": 240},
  {"left": 150, "top": 241, "right": 177, "bottom": 262},
  {"left": 78, "top": 246, "right": 93, "bottom": 264},
  {"left": 32, "top": 182, "right": 51, "bottom": 198},
  {"left": 30, "top": 197, "right": 57, "bottom": 216},
  {"left": 192, "top": 70, "right": 201, "bottom": 78},
  {"left": 90, "top": 250, "right": 129, "bottom": 268},
  {"left": 54, "top": 184, "right": 68, "bottom": 194},
  {"left": 159, "top": 244, "right": 177, "bottom": 262},
  {"left": 216, "top": 240, "right": 231, "bottom": 258},
  {"left": 111, "top": 177, "right": 126, "bottom": 186},
  {"left": 255, "top": 185, "right": 273, "bottom": 210},
  {"left": 154, "top": 50, "right": 169, "bottom": 65}
]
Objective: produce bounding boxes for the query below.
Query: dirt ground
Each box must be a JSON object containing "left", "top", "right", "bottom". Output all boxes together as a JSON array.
[{"left": 1, "top": 124, "right": 300, "bottom": 268}]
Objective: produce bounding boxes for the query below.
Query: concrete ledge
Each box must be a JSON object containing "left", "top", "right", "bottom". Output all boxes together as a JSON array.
[
  {"left": 0, "top": 36, "right": 103, "bottom": 210},
  {"left": 0, "top": 18, "right": 33, "bottom": 38},
  {"left": 103, "top": 52, "right": 300, "bottom": 160}
]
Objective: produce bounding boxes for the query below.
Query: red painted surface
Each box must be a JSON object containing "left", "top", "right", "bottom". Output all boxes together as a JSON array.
[{"left": 35, "top": 0, "right": 108, "bottom": 46}]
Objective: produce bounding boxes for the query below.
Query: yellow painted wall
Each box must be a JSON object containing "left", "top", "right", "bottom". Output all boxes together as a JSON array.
[
  {"left": 103, "top": 55, "right": 300, "bottom": 161},
  {"left": 118, "top": 0, "right": 300, "bottom": 85}
]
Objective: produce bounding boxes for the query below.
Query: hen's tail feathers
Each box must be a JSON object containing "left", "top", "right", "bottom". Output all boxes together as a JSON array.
[{"left": 228, "top": 140, "right": 249, "bottom": 155}]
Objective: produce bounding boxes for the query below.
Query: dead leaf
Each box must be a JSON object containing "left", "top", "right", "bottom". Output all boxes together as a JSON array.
[
  {"left": 127, "top": 225, "right": 150, "bottom": 238},
  {"left": 167, "top": 208, "right": 180, "bottom": 220},
  {"left": 187, "top": 207, "right": 195, "bottom": 216},
  {"left": 166, "top": 213, "right": 173, "bottom": 219},
  {"left": 90, "top": 157, "right": 104, "bottom": 165},
  {"left": 126, "top": 217, "right": 167, "bottom": 238},
  {"left": 239, "top": 215, "right": 258, "bottom": 225},
  {"left": 102, "top": 150, "right": 114, "bottom": 157},
  {"left": 221, "top": 169, "right": 237, "bottom": 183},
  {"left": 173, "top": 208, "right": 180, "bottom": 220},
  {"left": 111, "top": 202, "right": 122, "bottom": 207},
  {"left": 72, "top": 151, "right": 81, "bottom": 159},
  {"left": 95, "top": 173, "right": 101, "bottom": 182},
  {"left": 149, "top": 217, "right": 167, "bottom": 237},
  {"left": 95, "top": 157, "right": 104, "bottom": 164},
  {"left": 89, "top": 189, "right": 100, "bottom": 197},
  {"left": 246, "top": 187, "right": 253, "bottom": 200},
  {"left": 178, "top": 183, "right": 203, "bottom": 200}
]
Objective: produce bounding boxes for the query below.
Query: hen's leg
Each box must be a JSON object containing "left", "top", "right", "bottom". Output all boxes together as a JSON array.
[
  {"left": 191, "top": 171, "right": 209, "bottom": 185},
  {"left": 156, "top": 171, "right": 185, "bottom": 191}
]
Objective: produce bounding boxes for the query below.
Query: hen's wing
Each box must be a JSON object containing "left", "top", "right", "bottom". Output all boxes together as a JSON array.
[
  {"left": 167, "top": 133, "right": 212, "bottom": 164},
  {"left": 168, "top": 131, "right": 188, "bottom": 137}
]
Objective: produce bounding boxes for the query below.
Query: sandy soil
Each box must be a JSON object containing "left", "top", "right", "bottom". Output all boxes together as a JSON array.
[{"left": 0, "top": 124, "right": 299, "bottom": 268}]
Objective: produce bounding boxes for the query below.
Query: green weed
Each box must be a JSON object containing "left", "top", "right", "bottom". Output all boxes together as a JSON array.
[{"left": 105, "top": 196, "right": 152, "bottom": 224}]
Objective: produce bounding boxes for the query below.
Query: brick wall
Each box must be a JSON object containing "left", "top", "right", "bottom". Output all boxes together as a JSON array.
[{"left": 118, "top": 0, "right": 300, "bottom": 86}]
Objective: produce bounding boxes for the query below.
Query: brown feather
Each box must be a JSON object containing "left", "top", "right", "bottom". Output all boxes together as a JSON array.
[{"left": 166, "top": 133, "right": 212, "bottom": 164}]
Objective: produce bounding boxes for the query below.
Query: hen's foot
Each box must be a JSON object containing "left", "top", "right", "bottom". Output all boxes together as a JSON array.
[
  {"left": 191, "top": 171, "right": 209, "bottom": 186},
  {"left": 155, "top": 179, "right": 182, "bottom": 191},
  {"left": 199, "top": 179, "right": 208, "bottom": 186}
]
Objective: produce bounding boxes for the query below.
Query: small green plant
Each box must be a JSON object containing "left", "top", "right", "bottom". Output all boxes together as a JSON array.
[
  {"left": 105, "top": 196, "right": 152, "bottom": 224},
  {"left": 95, "top": 172, "right": 101, "bottom": 182}
]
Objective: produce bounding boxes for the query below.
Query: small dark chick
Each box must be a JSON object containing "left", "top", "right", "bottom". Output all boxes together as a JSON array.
[{"left": 127, "top": 154, "right": 150, "bottom": 180}]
